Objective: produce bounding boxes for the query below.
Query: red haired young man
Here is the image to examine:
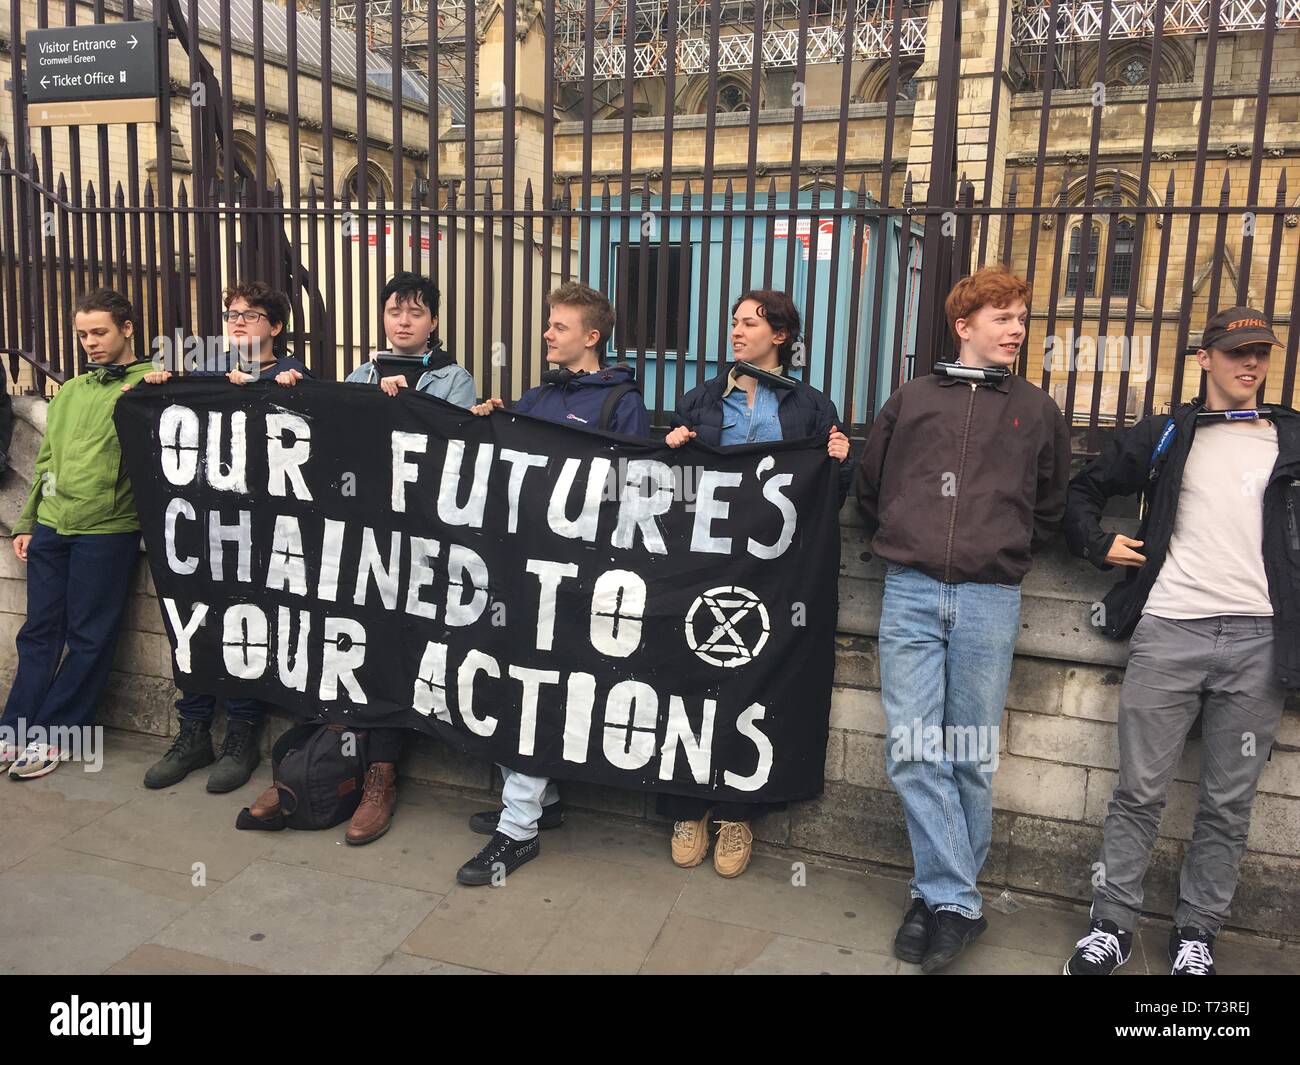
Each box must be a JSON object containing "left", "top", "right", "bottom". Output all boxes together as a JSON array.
[{"left": 856, "top": 267, "right": 1070, "bottom": 972}]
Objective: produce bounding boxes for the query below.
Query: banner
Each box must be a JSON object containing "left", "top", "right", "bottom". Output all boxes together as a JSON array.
[{"left": 115, "top": 379, "right": 841, "bottom": 802}]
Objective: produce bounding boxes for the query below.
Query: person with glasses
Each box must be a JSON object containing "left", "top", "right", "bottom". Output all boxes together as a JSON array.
[
  {"left": 138, "top": 282, "right": 310, "bottom": 794},
  {"left": 220, "top": 282, "right": 309, "bottom": 384}
]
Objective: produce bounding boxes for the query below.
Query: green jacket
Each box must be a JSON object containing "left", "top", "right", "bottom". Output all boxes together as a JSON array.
[{"left": 14, "top": 360, "right": 153, "bottom": 536}]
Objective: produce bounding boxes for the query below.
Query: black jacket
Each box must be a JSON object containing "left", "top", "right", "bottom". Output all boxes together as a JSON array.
[
  {"left": 856, "top": 372, "right": 1070, "bottom": 586},
  {"left": 673, "top": 372, "right": 852, "bottom": 506},
  {"left": 1064, "top": 399, "right": 1300, "bottom": 689}
]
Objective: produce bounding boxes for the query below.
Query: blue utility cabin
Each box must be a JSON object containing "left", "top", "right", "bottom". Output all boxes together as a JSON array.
[{"left": 586, "top": 188, "right": 923, "bottom": 423}]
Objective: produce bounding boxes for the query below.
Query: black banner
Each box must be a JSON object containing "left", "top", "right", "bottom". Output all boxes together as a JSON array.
[{"left": 114, "top": 379, "right": 840, "bottom": 802}]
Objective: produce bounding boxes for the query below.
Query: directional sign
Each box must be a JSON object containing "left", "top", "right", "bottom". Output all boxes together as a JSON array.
[{"left": 25, "top": 21, "right": 159, "bottom": 104}]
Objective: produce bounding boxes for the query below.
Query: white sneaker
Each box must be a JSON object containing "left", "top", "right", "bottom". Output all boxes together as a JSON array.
[
  {"left": 8, "top": 743, "right": 66, "bottom": 780},
  {"left": 0, "top": 740, "right": 20, "bottom": 765}
]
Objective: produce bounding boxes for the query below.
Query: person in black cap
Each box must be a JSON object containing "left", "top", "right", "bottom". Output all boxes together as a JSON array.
[{"left": 1062, "top": 306, "right": 1299, "bottom": 975}]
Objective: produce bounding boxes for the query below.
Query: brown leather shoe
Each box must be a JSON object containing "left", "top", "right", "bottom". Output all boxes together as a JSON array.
[
  {"left": 345, "top": 762, "right": 398, "bottom": 845},
  {"left": 249, "top": 784, "right": 281, "bottom": 820}
]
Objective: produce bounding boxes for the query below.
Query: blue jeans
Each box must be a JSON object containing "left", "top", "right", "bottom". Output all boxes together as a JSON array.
[
  {"left": 176, "top": 691, "right": 264, "bottom": 725},
  {"left": 2, "top": 524, "right": 140, "bottom": 731},
  {"left": 878, "top": 563, "right": 1020, "bottom": 919}
]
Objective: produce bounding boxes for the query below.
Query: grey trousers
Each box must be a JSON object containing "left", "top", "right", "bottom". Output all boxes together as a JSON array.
[{"left": 1092, "top": 614, "right": 1286, "bottom": 935}]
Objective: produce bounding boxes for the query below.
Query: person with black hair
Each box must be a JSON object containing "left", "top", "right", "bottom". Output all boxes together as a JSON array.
[
  {"left": 338, "top": 271, "right": 475, "bottom": 406},
  {"left": 264, "top": 273, "right": 474, "bottom": 843},
  {"left": 2, "top": 290, "right": 152, "bottom": 779},
  {"left": 661, "top": 289, "right": 851, "bottom": 876},
  {"left": 137, "top": 281, "right": 309, "bottom": 794}
]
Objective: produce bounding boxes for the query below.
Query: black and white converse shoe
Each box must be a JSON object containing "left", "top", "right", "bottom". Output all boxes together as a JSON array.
[
  {"left": 456, "top": 831, "right": 540, "bottom": 887},
  {"left": 1169, "top": 925, "right": 1216, "bottom": 975},
  {"left": 1063, "top": 918, "right": 1133, "bottom": 975}
]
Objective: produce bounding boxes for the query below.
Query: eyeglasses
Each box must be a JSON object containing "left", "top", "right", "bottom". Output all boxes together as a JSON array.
[{"left": 223, "top": 310, "right": 268, "bottom": 324}]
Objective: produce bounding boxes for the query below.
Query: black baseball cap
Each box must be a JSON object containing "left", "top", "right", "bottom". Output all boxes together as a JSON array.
[{"left": 1199, "top": 307, "right": 1282, "bottom": 352}]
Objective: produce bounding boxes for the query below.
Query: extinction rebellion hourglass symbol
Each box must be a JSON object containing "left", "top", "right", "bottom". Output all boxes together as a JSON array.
[{"left": 684, "top": 586, "right": 771, "bottom": 668}]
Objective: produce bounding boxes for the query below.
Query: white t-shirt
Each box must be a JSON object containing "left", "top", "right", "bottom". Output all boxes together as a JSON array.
[{"left": 1144, "top": 420, "right": 1279, "bottom": 620}]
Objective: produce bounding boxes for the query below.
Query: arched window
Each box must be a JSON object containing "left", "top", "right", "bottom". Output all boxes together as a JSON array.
[
  {"left": 214, "top": 132, "right": 273, "bottom": 198},
  {"left": 716, "top": 79, "right": 749, "bottom": 113},
  {"left": 856, "top": 58, "right": 922, "bottom": 103},
  {"left": 1066, "top": 223, "right": 1100, "bottom": 297},
  {"left": 1109, "top": 218, "right": 1136, "bottom": 294},
  {"left": 341, "top": 161, "right": 392, "bottom": 204},
  {"left": 1063, "top": 192, "right": 1139, "bottom": 298}
]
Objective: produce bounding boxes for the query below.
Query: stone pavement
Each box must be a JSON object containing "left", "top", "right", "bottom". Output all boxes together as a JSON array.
[{"left": 1, "top": 730, "right": 1297, "bottom": 976}]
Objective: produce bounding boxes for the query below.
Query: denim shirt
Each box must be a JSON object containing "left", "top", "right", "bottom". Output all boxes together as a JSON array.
[{"left": 720, "top": 379, "right": 784, "bottom": 446}]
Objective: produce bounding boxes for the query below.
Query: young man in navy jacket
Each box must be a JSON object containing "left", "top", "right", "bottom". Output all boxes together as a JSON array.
[{"left": 460, "top": 282, "right": 649, "bottom": 884}]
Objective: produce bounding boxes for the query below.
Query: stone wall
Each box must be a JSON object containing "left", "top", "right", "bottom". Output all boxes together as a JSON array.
[{"left": 2, "top": 399, "right": 1296, "bottom": 939}]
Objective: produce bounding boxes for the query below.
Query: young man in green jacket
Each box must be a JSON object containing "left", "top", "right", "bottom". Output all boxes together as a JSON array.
[{"left": 2, "top": 289, "right": 152, "bottom": 779}]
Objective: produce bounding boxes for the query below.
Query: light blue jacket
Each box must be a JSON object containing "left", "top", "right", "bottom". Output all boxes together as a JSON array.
[{"left": 345, "top": 348, "right": 477, "bottom": 409}]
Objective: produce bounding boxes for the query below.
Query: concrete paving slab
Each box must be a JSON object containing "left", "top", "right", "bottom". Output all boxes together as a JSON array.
[
  {"left": 978, "top": 890, "right": 1091, "bottom": 960},
  {"left": 0, "top": 847, "right": 213, "bottom": 974},
  {"left": 671, "top": 853, "right": 904, "bottom": 956},
  {"left": 105, "top": 944, "right": 271, "bottom": 975},
  {"left": 639, "top": 914, "right": 776, "bottom": 974},
  {"left": 929, "top": 939, "right": 1066, "bottom": 976},
  {"left": 538, "top": 804, "right": 690, "bottom": 873},
  {"left": 260, "top": 785, "right": 483, "bottom": 893},
  {"left": 373, "top": 951, "right": 495, "bottom": 975},
  {"left": 0, "top": 732, "right": 160, "bottom": 871},
  {"left": 57, "top": 765, "right": 280, "bottom": 881},
  {"left": 401, "top": 854, "right": 684, "bottom": 975},
  {"left": 735, "top": 936, "right": 900, "bottom": 975},
  {"left": 7, "top": 730, "right": 1298, "bottom": 975},
  {"left": 10, "top": 728, "right": 165, "bottom": 807},
  {"left": 152, "top": 859, "right": 440, "bottom": 975},
  {"left": 0, "top": 801, "right": 87, "bottom": 873}
]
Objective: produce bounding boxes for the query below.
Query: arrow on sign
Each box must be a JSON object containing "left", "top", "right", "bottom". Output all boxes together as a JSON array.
[
  {"left": 127, "top": 34, "right": 138, "bottom": 48},
  {"left": 39, "top": 76, "right": 48, "bottom": 88}
]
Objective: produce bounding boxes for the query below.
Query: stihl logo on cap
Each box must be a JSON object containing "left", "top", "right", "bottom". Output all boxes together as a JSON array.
[{"left": 1227, "top": 317, "right": 1268, "bottom": 330}]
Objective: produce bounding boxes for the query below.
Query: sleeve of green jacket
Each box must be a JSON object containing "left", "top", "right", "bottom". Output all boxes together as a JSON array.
[{"left": 12, "top": 415, "right": 53, "bottom": 536}]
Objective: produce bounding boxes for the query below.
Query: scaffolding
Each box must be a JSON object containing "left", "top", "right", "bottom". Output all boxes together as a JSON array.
[
  {"left": 1013, "top": 0, "right": 1300, "bottom": 47},
  {"left": 552, "top": 0, "right": 928, "bottom": 82},
  {"left": 298, "top": 0, "right": 471, "bottom": 96},
  {"left": 294, "top": 1, "right": 1300, "bottom": 90},
  {"left": 310, "top": 0, "right": 469, "bottom": 45}
]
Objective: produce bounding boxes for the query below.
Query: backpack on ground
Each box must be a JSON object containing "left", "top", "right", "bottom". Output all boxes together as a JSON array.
[{"left": 236, "top": 723, "right": 369, "bottom": 831}]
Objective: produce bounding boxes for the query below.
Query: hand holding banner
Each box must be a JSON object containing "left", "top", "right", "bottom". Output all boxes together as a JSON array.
[{"left": 115, "top": 379, "right": 840, "bottom": 802}]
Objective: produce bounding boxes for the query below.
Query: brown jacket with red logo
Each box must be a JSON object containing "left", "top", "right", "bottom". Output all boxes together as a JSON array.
[{"left": 855, "top": 371, "right": 1071, "bottom": 585}]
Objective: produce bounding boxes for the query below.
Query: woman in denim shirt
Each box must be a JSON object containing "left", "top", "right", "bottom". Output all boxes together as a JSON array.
[{"left": 662, "top": 289, "right": 851, "bottom": 878}]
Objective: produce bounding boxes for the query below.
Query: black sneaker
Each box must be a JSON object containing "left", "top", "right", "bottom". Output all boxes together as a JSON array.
[
  {"left": 206, "top": 719, "right": 262, "bottom": 794},
  {"left": 143, "top": 719, "right": 214, "bottom": 789},
  {"left": 456, "top": 831, "right": 540, "bottom": 886},
  {"left": 1169, "top": 924, "right": 1217, "bottom": 975},
  {"left": 1063, "top": 918, "right": 1133, "bottom": 975},
  {"left": 920, "top": 911, "right": 988, "bottom": 973},
  {"left": 468, "top": 802, "right": 566, "bottom": 836},
  {"left": 894, "top": 897, "right": 935, "bottom": 964}
]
